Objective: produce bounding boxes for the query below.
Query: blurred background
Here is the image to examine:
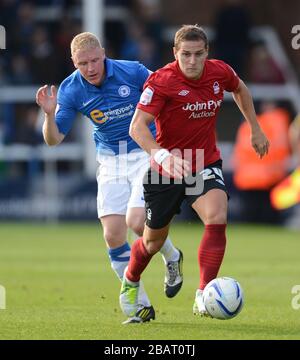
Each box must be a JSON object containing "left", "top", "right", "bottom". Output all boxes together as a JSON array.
[{"left": 1, "top": 0, "right": 300, "bottom": 227}]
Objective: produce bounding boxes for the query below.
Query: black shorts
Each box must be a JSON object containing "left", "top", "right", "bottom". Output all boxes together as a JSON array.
[{"left": 143, "top": 160, "right": 228, "bottom": 229}]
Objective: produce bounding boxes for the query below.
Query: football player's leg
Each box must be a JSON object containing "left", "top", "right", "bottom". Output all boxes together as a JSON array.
[
  {"left": 127, "top": 206, "right": 181, "bottom": 266},
  {"left": 121, "top": 177, "right": 183, "bottom": 318},
  {"left": 128, "top": 151, "right": 181, "bottom": 263},
  {"left": 100, "top": 214, "right": 152, "bottom": 310},
  {"left": 124, "top": 224, "right": 169, "bottom": 284},
  {"left": 121, "top": 224, "right": 169, "bottom": 317},
  {"left": 100, "top": 214, "right": 129, "bottom": 279},
  {"left": 97, "top": 176, "right": 130, "bottom": 281},
  {"left": 192, "top": 189, "right": 228, "bottom": 291},
  {"left": 190, "top": 189, "right": 227, "bottom": 316},
  {"left": 128, "top": 175, "right": 182, "bottom": 297},
  {"left": 97, "top": 175, "right": 153, "bottom": 317}
]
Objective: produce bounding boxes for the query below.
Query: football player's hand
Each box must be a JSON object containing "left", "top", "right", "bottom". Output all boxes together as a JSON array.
[
  {"left": 251, "top": 128, "right": 270, "bottom": 159},
  {"left": 36, "top": 85, "right": 57, "bottom": 115},
  {"left": 161, "top": 154, "right": 190, "bottom": 179}
]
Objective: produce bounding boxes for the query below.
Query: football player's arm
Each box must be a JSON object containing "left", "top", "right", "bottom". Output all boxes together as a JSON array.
[
  {"left": 232, "top": 79, "right": 270, "bottom": 158},
  {"left": 129, "top": 108, "right": 159, "bottom": 154},
  {"left": 43, "top": 113, "right": 65, "bottom": 146},
  {"left": 130, "top": 109, "right": 189, "bottom": 178},
  {"left": 36, "top": 85, "right": 65, "bottom": 146}
]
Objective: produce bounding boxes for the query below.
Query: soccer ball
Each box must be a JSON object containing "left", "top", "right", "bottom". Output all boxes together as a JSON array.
[{"left": 203, "top": 277, "right": 244, "bottom": 320}]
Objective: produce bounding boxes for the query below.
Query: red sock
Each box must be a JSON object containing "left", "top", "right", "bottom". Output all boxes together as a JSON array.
[
  {"left": 126, "top": 237, "right": 153, "bottom": 282},
  {"left": 198, "top": 224, "right": 227, "bottom": 290}
]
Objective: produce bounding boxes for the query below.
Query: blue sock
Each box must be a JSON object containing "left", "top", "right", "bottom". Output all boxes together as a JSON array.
[{"left": 108, "top": 242, "right": 131, "bottom": 280}]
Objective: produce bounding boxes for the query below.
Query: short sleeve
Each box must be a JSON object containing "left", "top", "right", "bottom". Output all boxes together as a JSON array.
[
  {"left": 137, "top": 72, "right": 168, "bottom": 117},
  {"left": 222, "top": 62, "right": 240, "bottom": 92},
  {"left": 55, "top": 85, "right": 77, "bottom": 135}
]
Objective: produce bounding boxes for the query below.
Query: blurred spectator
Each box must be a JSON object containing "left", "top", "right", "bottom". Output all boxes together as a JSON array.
[
  {"left": 30, "top": 26, "right": 61, "bottom": 84},
  {"left": 133, "top": 0, "right": 164, "bottom": 41},
  {"left": 0, "top": 0, "right": 20, "bottom": 30},
  {"left": 269, "top": 113, "right": 300, "bottom": 228},
  {"left": 213, "top": 0, "right": 251, "bottom": 78},
  {"left": 103, "top": 1, "right": 131, "bottom": 57},
  {"left": 0, "top": 61, "right": 10, "bottom": 85},
  {"left": 249, "top": 42, "right": 285, "bottom": 84},
  {"left": 131, "top": 0, "right": 164, "bottom": 66},
  {"left": 105, "top": 22, "right": 127, "bottom": 58},
  {"left": 15, "top": 105, "right": 43, "bottom": 145},
  {"left": 120, "top": 19, "right": 160, "bottom": 70},
  {"left": 10, "top": 55, "right": 33, "bottom": 84},
  {"left": 270, "top": 115, "right": 300, "bottom": 212},
  {"left": 232, "top": 101, "right": 291, "bottom": 223},
  {"left": 11, "top": 2, "right": 36, "bottom": 56},
  {"left": 1, "top": 104, "right": 15, "bottom": 144},
  {"left": 137, "top": 35, "right": 160, "bottom": 70},
  {"left": 14, "top": 105, "right": 44, "bottom": 178},
  {"left": 120, "top": 19, "right": 145, "bottom": 59},
  {"left": 55, "top": 16, "right": 81, "bottom": 78}
]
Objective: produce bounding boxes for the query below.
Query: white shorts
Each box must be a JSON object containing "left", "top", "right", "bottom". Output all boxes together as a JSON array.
[{"left": 96, "top": 151, "right": 150, "bottom": 218}]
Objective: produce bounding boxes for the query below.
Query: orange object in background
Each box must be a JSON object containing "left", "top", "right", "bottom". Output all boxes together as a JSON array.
[
  {"left": 270, "top": 167, "right": 300, "bottom": 210},
  {"left": 233, "top": 107, "right": 291, "bottom": 190}
]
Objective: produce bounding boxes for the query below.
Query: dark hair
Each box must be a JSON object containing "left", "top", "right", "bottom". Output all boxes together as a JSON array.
[{"left": 174, "top": 25, "right": 208, "bottom": 50}]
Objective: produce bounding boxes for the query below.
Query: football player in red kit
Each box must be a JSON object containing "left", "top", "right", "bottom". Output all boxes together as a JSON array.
[{"left": 119, "top": 25, "right": 270, "bottom": 319}]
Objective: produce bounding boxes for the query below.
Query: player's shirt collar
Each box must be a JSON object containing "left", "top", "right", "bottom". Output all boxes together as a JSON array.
[{"left": 104, "top": 58, "right": 114, "bottom": 80}]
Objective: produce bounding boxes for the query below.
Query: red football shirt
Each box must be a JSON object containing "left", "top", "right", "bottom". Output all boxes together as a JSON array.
[{"left": 137, "top": 59, "right": 240, "bottom": 171}]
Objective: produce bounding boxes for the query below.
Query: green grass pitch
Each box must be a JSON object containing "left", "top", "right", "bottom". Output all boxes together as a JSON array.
[{"left": 0, "top": 222, "right": 300, "bottom": 340}]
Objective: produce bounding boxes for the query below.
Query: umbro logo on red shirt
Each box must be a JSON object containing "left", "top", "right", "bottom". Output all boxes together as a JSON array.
[{"left": 178, "top": 90, "right": 189, "bottom": 96}]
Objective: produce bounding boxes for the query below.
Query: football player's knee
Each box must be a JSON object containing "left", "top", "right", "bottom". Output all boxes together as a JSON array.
[
  {"left": 103, "top": 229, "right": 124, "bottom": 247},
  {"left": 144, "top": 238, "right": 164, "bottom": 255},
  {"left": 205, "top": 210, "right": 227, "bottom": 224},
  {"left": 127, "top": 218, "right": 144, "bottom": 236}
]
